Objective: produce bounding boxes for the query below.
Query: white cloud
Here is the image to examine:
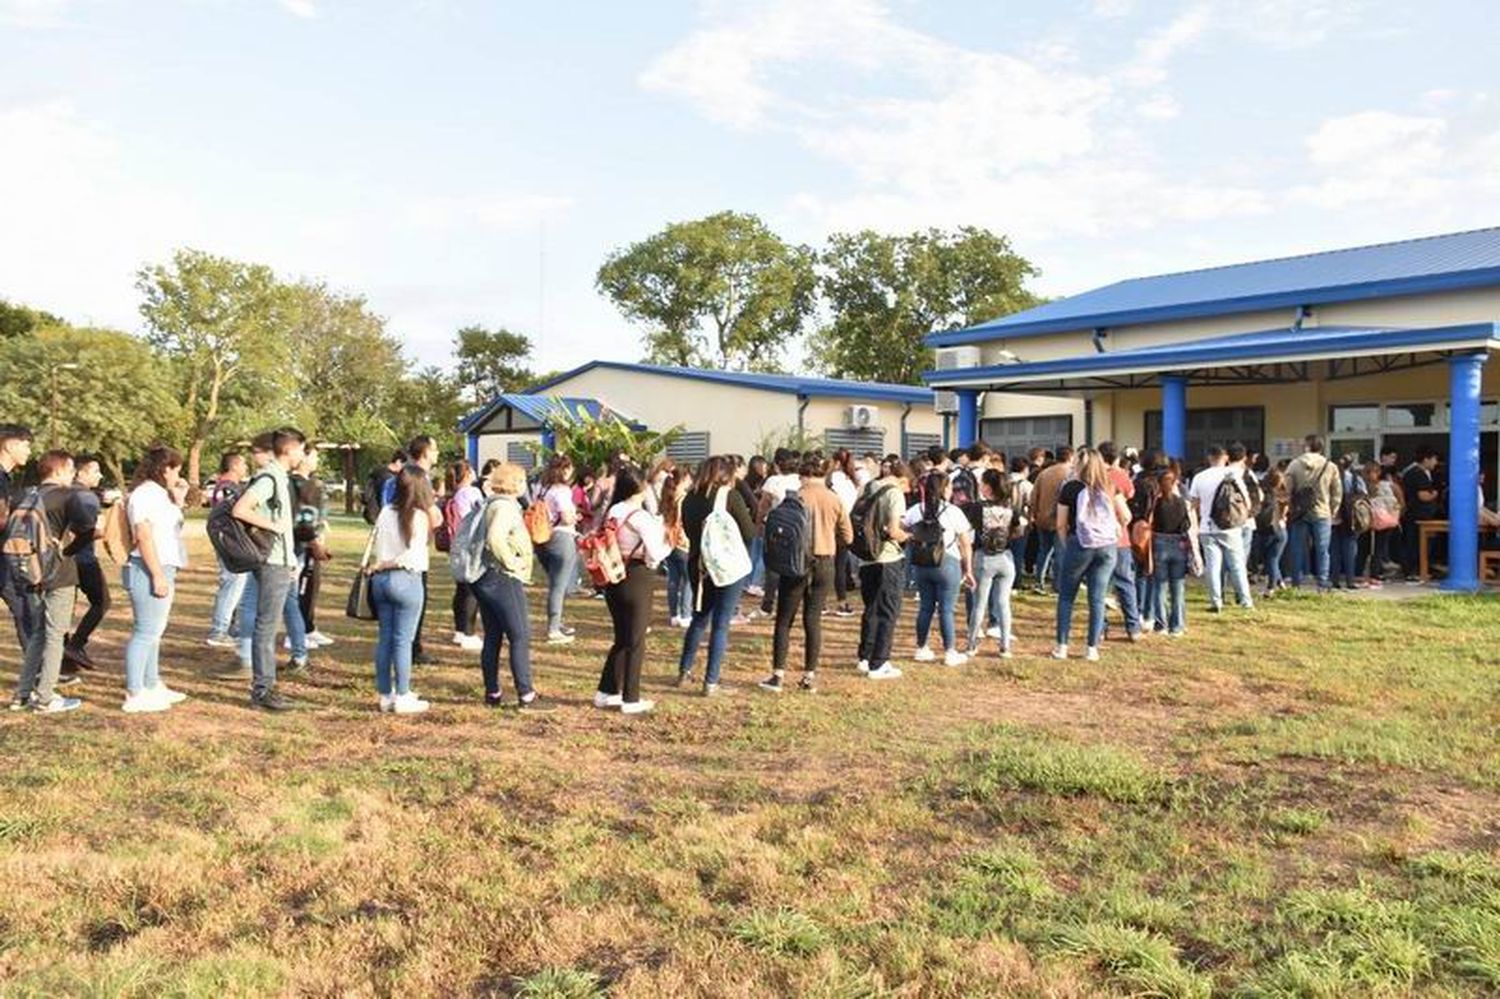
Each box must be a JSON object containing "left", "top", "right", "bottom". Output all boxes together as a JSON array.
[
  {"left": 1294, "top": 111, "right": 1448, "bottom": 207},
  {"left": 1119, "top": 5, "right": 1212, "bottom": 87},
  {"left": 277, "top": 0, "right": 318, "bottom": 18},
  {"left": 1135, "top": 94, "right": 1181, "bottom": 120},
  {"left": 402, "top": 193, "right": 574, "bottom": 230},
  {"left": 0, "top": 0, "right": 69, "bottom": 27}
]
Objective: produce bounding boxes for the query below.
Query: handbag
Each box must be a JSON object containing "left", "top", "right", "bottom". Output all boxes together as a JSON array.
[{"left": 345, "top": 528, "right": 378, "bottom": 621}]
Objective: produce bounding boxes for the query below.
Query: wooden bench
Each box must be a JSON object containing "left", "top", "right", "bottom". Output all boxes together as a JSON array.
[{"left": 1483, "top": 550, "right": 1500, "bottom": 582}]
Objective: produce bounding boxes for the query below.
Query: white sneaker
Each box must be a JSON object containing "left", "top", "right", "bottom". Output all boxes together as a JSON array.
[
  {"left": 122, "top": 691, "right": 170, "bottom": 713},
  {"left": 912, "top": 646, "right": 935, "bottom": 663},
  {"left": 1051, "top": 645, "right": 1068, "bottom": 660},
  {"left": 593, "top": 691, "right": 623, "bottom": 709},
  {"left": 148, "top": 683, "right": 188, "bottom": 705},
  {"left": 867, "top": 663, "right": 902, "bottom": 680},
  {"left": 378, "top": 694, "right": 395, "bottom": 713},
  {"left": 620, "top": 699, "right": 655, "bottom": 714},
  {"left": 204, "top": 634, "right": 236, "bottom": 648},
  {"left": 392, "top": 692, "right": 430, "bottom": 715},
  {"left": 546, "top": 631, "right": 575, "bottom": 646},
  {"left": 856, "top": 659, "right": 870, "bottom": 674},
  {"left": 450, "top": 631, "right": 468, "bottom": 646},
  {"left": 943, "top": 649, "right": 968, "bottom": 667},
  {"left": 307, "top": 630, "right": 333, "bottom": 647},
  {"left": 459, "top": 634, "right": 484, "bottom": 651},
  {"left": 1085, "top": 646, "right": 1100, "bottom": 662},
  {"left": 986, "top": 626, "right": 1004, "bottom": 639},
  {"left": 999, "top": 646, "right": 1014, "bottom": 659}
]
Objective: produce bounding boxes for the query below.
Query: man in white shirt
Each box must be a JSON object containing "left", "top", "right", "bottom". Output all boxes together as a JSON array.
[{"left": 1188, "top": 446, "right": 1254, "bottom": 613}]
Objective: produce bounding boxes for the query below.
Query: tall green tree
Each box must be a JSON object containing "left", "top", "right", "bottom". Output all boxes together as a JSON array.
[
  {"left": 812, "top": 227, "right": 1041, "bottom": 385},
  {"left": 387, "top": 365, "right": 468, "bottom": 457},
  {"left": 453, "top": 325, "right": 535, "bottom": 405},
  {"left": 596, "top": 211, "right": 816, "bottom": 372},
  {"left": 284, "top": 280, "right": 407, "bottom": 447},
  {"left": 137, "top": 248, "right": 292, "bottom": 488},
  {"left": 0, "top": 299, "right": 64, "bottom": 339}
]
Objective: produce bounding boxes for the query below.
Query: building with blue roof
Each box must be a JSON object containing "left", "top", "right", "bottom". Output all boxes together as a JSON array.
[{"left": 924, "top": 226, "right": 1500, "bottom": 591}]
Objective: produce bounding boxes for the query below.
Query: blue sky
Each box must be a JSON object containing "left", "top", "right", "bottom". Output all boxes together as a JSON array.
[{"left": 2, "top": 0, "right": 1496, "bottom": 373}]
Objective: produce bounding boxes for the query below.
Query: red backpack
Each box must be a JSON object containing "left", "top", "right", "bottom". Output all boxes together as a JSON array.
[
  {"left": 434, "top": 495, "right": 463, "bottom": 553},
  {"left": 577, "top": 511, "right": 640, "bottom": 587}
]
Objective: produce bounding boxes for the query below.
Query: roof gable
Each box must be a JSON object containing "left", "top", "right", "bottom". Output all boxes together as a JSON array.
[{"left": 527, "top": 360, "right": 933, "bottom": 404}]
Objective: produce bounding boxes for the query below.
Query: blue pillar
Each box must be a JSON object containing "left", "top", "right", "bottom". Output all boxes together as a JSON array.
[
  {"left": 1161, "top": 375, "right": 1187, "bottom": 460},
  {"left": 466, "top": 433, "right": 479, "bottom": 467},
  {"left": 1443, "top": 352, "right": 1487, "bottom": 592},
  {"left": 956, "top": 390, "right": 979, "bottom": 449},
  {"left": 540, "top": 427, "right": 556, "bottom": 456}
]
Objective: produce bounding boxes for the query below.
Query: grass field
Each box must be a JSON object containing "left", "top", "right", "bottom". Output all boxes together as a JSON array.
[{"left": 1, "top": 515, "right": 1498, "bottom": 997}]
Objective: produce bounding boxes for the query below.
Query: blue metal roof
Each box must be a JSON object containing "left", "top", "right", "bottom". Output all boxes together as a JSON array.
[
  {"left": 526, "top": 360, "right": 934, "bottom": 404},
  {"left": 925, "top": 322, "right": 1500, "bottom": 388},
  {"left": 459, "top": 394, "right": 628, "bottom": 434},
  {"left": 930, "top": 227, "right": 1500, "bottom": 346}
]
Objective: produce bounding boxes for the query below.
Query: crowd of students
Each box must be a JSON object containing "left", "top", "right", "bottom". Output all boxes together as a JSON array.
[{"left": 2, "top": 418, "right": 1494, "bottom": 718}]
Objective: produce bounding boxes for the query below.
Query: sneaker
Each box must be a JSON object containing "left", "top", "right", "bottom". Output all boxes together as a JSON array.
[
  {"left": 913, "top": 646, "right": 936, "bottom": 663},
  {"left": 745, "top": 585, "right": 765, "bottom": 598},
  {"left": 56, "top": 673, "right": 82, "bottom": 688},
  {"left": 450, "top": 631, "right": 469, "bottom": 646},
  {"left": 757, "top": 674, "right": 784, "bottom": 693},
  {"left": 999, "top": 645, "right": 1014, "bottom": 659},
  {"left": 675, "top": 616, "right": 691, "bottom": 629},
  {"left": 703, "top": 683, "right": 733, "bottom": 697},
  {"left": 1167, "top": 630, "right": 1185, "bottom": 639},
  {"left": 378, "top": 694, "right": 395, "bottom": 713},
  {"left": 122, "top": 690, "right": 170, "bottom": 714},
  {"left": 518, "top": 692, "right": 557, "bottom": 713},
  {"left": 392, "top": 692, "right": 430, "bottom": 715},
  {"left": 730, "top": 614, "right": 751, "bottom": 627},
  {"left": 148, "top": 683, "right": 188, "bottom": 705},
  {"left": 250, "top": 690, "right": 293, "bottom": 712},
  {"left": 620, "top": 699, "right": 655, "bottom": 715},
  {"left": 412, "top": 651, "right": 436, "bottom": 666},
  {"left": 1127, "top": 631, "right": 1143, "bottom": 643},
  {"left": 284, "top": 657, "right": 310, "bottom": 678},
  {"left": 9, "top": 695, "right": 32, "bottom": 712},
  {"left": 985, "top": 626, "right": 1004, "bottom": 639},
  {"left": 593, "top": 691, "right": 623, "bottom": 709},
  {"left": 204, "top": 633, "right": 237, "bottom": 648},
  {"left": 1367, "top": 579, "right": 1384, "bottom": 590},
  {"left": 856, "top": 659, "right": 870, "bottom": 674},
  {"left": 1085, "top": 646, "right": 1100, "bottom": 662},
  {"left": 866, "top": 663, "right": 902, "bottom": 680},
  {"left": 833, "top": 604, "right": 855, "bottom": 618},
  {"left": 459, "top": 634, "right": 483, "bottom": 651},
  {"left": 745, "top": 608, "right": 767, "bottom": 622},
  {"left": 546, "top": 631, "right": 575, "bottom": 646},
  {"left": 1208, "top": 603, "right": 1223, "bottom": 614},
  {"left": 943, "top": 649, "right": 968, "bottom": 667},
  {"left": 63, "top": 640, "right": 98, "bottom": 671},
  {"left": 798, "top": 674, "right": 817, "bottom": 693},
  {"left": 1051, "top": 645, "right": 1068, "bottom": 660},
  {"left": 306, "top": 630, "right": 333, "bottom": 647},
  {"left": 674, "top": 672, "right": 692, "bottom": 688},
  {"left": 33, "top": 695, "right": 82, "bottom": 714},
  {"left": 213, "top": 663, "right": 252, "bottom": 682}
]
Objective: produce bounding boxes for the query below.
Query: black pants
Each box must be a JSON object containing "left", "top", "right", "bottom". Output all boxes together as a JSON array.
[
  {"left": 451, "top": 580, "right": 479, "bottom": 635},
  {"left": 297, "top": 557, "right": 322, "bottom": 632},
  {"left": 412, "top": 571, "right": 429, "bottom": 657},
  {"left": 773, "top": 555, "right": 833, "bottom": 674},
  {"left": 1401, "top": 517, "right": 1437, "bottom": 575},
  {"left": 833, "top": 541, "right": 853, "bottom": 603},
  {"left": 760, "top": 566, "right": 779, "bottom": 614},
  {"left": 599, "top": 562, "right": 654, "bottom": 704},
  {"left": 857, "top": 559, "right": 905, "bottom": 667},
  {"left": 70, "top": 558, "right": 111, "bottom": 650}
]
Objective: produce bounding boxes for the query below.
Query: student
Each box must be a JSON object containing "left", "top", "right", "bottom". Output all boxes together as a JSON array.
[
  {"left": 1330, "top": 455, "right": 1366, "bottom": 589},
  {"left": 760, "top": 455, "right": 852, "bottom": 693},
  {"left": 1259, "top": 468, "right": 1290, "bottom": 597},
  {"left": 228, "top": 426, "right": 306, "bottom": 712},
  {"left": 0, "top": 425, "right": 35, "bottom": 661},
  {"left": 204, "top": 450, "right": 249, "bottom": 647},
  {"left": 444, "top": 460, "right": 484, "bottom": 650},
  {"left": 9, "top": 450, "right": 95, "bottom": 714},
  {"left": 1285, "top": 435, "right": 1342, "bottom": 590},
  {"left": 292, "top": 446, "right": 333, "bottom": 647},
  {"left": 63, "top": 455, "right": 109, "bottom": 671},
  {"left": 1053, "top": 447, "right": 1127, "bottom": 661},
  {"left": 365, "top": 450, "right": 405, "bottom": 525},
  {"left": 597, "top": 465, "right": 672, "bottom": 714},
  {"left": 742, "top": 455, "right": 769, "bottom": 597},
  {"left": 679, "top": 456, "right": 754, "bottom": 696},
  {"left": 660, "top": 467, "right": 694, "bottom": 627},
  {"left": 391, "top": 436, "right": 442, "bottom": 664},
  {"left": 750, "top": 450, "right": 802, "bottom": 620},
  {"left": 1029, "top": 447, "right": 1074, "bottom": 594},
  {"left": 120, "top": 446, "right": 190, "bottom": 713},
  {"left": 903, "top": 471, "right": 975, "bottom": 666},
  {"left": 1007, "top": 457, "right": 1034, "bottom": 589},
  {"left": 644, "top": 457, "right": 675, "bottom": 516},
  {"left": 966, "top": 468, "right": 1018, "bottom": 658},
  {"left": 827, "top": 449, "right": 859, "bottom": 618},
  {"left": 1399, "top": 447, "right": 1442, "bottom": 581},
  {"left": 217, "top": 437, "right": 272, "bottom": 680},
  {"left": 366, "top": 466, "right": 433, "bottom": 714},
  {"left": 1188, "top": 446, "right": 1256, "bottom": 612},
  {"left": 274, "top": 445, "right": 321, "bottom": 669},
  {"left": 1149, "top": 468, "right": 1195, "bottom": 636},
  {"left": 1365, "top": 463, "right": 1400, "bottom": 588},
  {"left": 1098, "top": 441, "right": 1143, "bottom": 641},
  {"left": 536, "top": 455, "right": 581, "bottom": 644},
  {"left": 470, "top": 463, "right": 545, "bottom": 710},
  {"left": 855, "top": 458, "right": 911, "bottom": 680}
]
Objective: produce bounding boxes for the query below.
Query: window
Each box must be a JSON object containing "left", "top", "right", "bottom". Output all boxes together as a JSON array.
[
  {"left": 980, "top": 415, "right": 1073, "bottom": 458},
  {"left": 825, "top": 428, "right": 887, "bottom": 455},
  {"left": 1329, "top": 405, "right": 1381, "bottom": 433},
  {"left": 506, "top": 441, "right": 536, "bottom": 469},
  {"left": 1443, "top": 400, "right": 1500, "bottom": 427},
  {"left": 1385, "top": 403, "right": 1438, "bottom": 428},
  {"left": 666, "top": 431, "right": 711, "bottom": 465},
  {"left": 1144, "top": 407, "right": 1264, "bottom": 459},
  {"left": 904, "top": 432, "right": 942, "bottom": 460}
]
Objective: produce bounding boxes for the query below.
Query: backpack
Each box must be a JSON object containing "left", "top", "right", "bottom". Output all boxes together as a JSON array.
[
  {"left": 850, "top": 484, "right": 896, "bottom": 562},
  {"left": 578, "top": 510, "right": 640, "bottom": 587},
  {"left": 450, "top": 496, "right": 501, "bottom": 584},
  {"left": 1288, "top": 456, "right": 1334, "bottom": 523},
  {"left": 950, "top": 467, "right": 979, "bottom": 508},
  {"left": 1074, "top": 486, "right": 1119, "bottom": 549},
  {"left": 909, "top": 502, "right": 948, "bottom": 568},
  {"left": 100, "top": 497, "right": 134, "bottom": 564},
  {"left": 700, "top": 487, "right": 752, "bottom": 587},
  {"left": 524, "top": 499, "right": 553, "bottom": 547},
  {"left": 1210, "top": 473, "right": 1251, "bottom": 530},
  {"left": 291, "top": 474, "right": 321, "bottom": 547},
  {"left": 763, "top": 493, "right": 812, "bottom": 579},
  {"left": 978, "top": 502, "right": 1015, "bottom": 556},
  {"left": 206, "top": 474, "right": 279, "bottom": 574},
  {"left": 362, "top": 471, "right": 385, "bottom": 525},
  {"left": 1, "top": 488, "right": 72, "bottom": 591},
  {"left": 434, "top": 494, "right": 461, "bottom": 553}
]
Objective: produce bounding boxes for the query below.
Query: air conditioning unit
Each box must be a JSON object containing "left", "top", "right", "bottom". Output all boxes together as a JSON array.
[
  {"left": 932, "top": 346, "right": 983, "bottom": 414},
  {"left": 845, "top": 404, "right": 880, "bottom": 429}
]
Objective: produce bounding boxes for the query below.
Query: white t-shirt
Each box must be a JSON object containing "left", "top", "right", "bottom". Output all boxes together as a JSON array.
[
  {"left": 1187, "top": 465, "right": 1244, "bottom": 536},
  {"left": 761, "top": 473, "right": 802, "bottom": 510},
  {"left": 373, "top": 506, "right": 430, "bottom": 572},
  {"left": 127, "top": 480, "right": 186, "bottom": 568},
  {"left": 902, "top": 501, "right": 973, "bottom": 556},
  {"left": 543, "top": 484, "right": 578, "bottom": 534},
  {"left": 829, "top": 471, "right": 858, "bottom": 514},
  {"left": 606, "top": 501, "right": 673, "bottom": 569}
]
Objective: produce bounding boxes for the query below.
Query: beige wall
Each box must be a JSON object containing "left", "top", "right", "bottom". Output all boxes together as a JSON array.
[{"left": 475, "top": 430, "right": 542, "bottom": 468}]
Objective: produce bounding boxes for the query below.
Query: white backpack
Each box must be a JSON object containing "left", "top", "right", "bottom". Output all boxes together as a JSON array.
[{"left": 700, "top": 486, "right": 751, "bottom": 587}]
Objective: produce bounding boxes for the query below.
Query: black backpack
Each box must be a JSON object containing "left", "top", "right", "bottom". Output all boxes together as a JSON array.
[
  {"left": 850, "top": 484, "right": 895, "bottom": 562},
  {"left": 362, "top": 470, "right": 387, "bottom": 526},
  {"left": 950, "top": 467, "right": 979, "bottom": 508},
  {"left": 763, "top": 493, "right": 812, "bottom": 579},
  {"left": 206, "top": 474, "right": 280, "bottom": 574},
  {"left": 909, "top": 502, "right": 947, "bottom": 568}
]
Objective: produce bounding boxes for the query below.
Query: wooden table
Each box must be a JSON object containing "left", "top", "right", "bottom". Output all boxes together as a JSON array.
[{"left": 1417, "top": 520, "right": 1499, "bottom": 582}]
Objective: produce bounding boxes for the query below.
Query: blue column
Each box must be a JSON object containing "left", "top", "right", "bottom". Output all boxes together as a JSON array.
[
  {"left": 956, "top": 389, "right": 979, "bottom": 449},
  {"left": 1443, "top": 352, "right": 1487, "bottom": 592},
  {"left": 1161, "top": 375, "right": 1187, "bottom": 460},
  {"left": 466, "top": 433, "right": 479, "bottom": 467},
  {"left": 540, "top": 427, "right": 556, "bottom": 456}
]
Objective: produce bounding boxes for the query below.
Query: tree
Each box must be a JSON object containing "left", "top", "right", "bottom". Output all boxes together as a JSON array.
[
  {"left": 137, "top": 248, "right": 292, "bottom": 490},
  {"left": 811, "top": 227, "right": 1042, "bottom": 385},
  {"left": 596, "top": 211, "right": 817, "bottom": 372},
  {"left": 386, "top": 366, "right": 469, "bottom": 458},
  {"left": 453, "top": 325, "right": 535, "bottom": 405},
  {"left": 0, "top": 325, "right": 181, "bottom": 485},
  {"left": 0, "top": 299, "right": 64, "bottom": 339}
]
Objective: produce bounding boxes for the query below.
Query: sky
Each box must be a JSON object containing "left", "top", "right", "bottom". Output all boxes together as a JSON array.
[{"left": 2, "top": 0, "right": 1497, "bottom": 376}]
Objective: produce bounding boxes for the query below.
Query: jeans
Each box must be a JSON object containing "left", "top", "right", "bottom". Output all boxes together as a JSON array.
[
  {"left": 122, "top": 559, "right": 175, "bottom": 694},
  {"left": 1055, "top": 538, "right": 1115, "bottom": 649},
  {"left": 601, "top": 562, "right": 655, "bottom": 702},
  {"left": 1331, "top": 525, "right": 1360, "bottom": 587},
  {"left": 858, "top": 560, "right": 905, "bottom": 667},
  {"left": 1289, "top": 517, "right": 1332, "bottom": 588},
  {"left": 1202, "top": 532, "right": 1254, "bottom": 608},
  {"left": 968, "top": 549, "right": 1015, "bottom": 650},
  {"left": 1263, "top": 523, "right": 1288, "bottom": 589},
  {"left": 237, "top": 567, "right": 307, "bottom": 663},
  {"left": 1035, "top": 528, "right": 1059, "bottom": 590},
  {"left": 680, "top": 573, "right": 746, "bottom": 686},
  {"left": 282, "top": 563, "right": 309, "bottom": 660},
  {"left": 833, "top": 542, "right": 854, "bottom": 604},
  {"left": 748, "top": 535, "right": 765, "bottom": 589},
  {"left": 772, "top": 555, "right": 833, "bottom": 674},
  {"left": 71, "top": 557, "right": 111, "bottom": 649},
  {"left": 537, "top": 532, "right": 578, "bottom": 633},
  {"left": 249, "top": 563, "right": 296, "bottom": 698},
  {"left": 914, "top": 555, "right": 962, "bottom": 651},
  {"left": 664, "top": 549, "right": 692, "bottom": 620},
  {"left": 1111, "top": 547, "right": 1143, "bottom": 637},
  {"left": 371, "top": 569, "right": 423, "bottom": 697},
  {"left": 472, "top": 567, "right": 532, "bottom": 700},
  {"left": 1151, "top": 535, "right": 1187, "bottom": 634},
  {"left": 15, "top": 586, "right": 76, "bottom": 706},
  {"left": 209, "top": 558, "right": 248, "bottom": 638},
  {"left": 1370, "top": 528, "right": 1394, "bottom": 578}
]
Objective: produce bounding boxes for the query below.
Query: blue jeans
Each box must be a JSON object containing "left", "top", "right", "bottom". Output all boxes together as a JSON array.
[
  {"left": 1202, "top": 532, "right": 1253, "bottom": 608},
  {"left": 1111, "top": 548, "right": 1142, "bottom": 636},
  {"left": 1263, "top": 523, "right": 1288, "bottom": 589},
  {"left": 471, "top": 567, "right": 532, "bottom": 699},
  {"left": 1035, "top": 529, "right": 1059, "bottom": 590},
  {"left": 664, "top": 549, "right": 692, "bottom": 620},
  {"left": 236, "top": 565, "right": 307, "bottom": 664},
  {"left": 1331, "top": 525, "right": 1360, "bottom": 587},
  {"left": 536, "top": 532, "right": 578, "bottom": 633},
  {"left": 283, "top": 560, "right": 309, "bottom": 660},
  {"left": 914, "top": 555, "right": 962, "bottom": 651},
  {"left": 371, "top": 569, "right": 423, "bottom": 696},
  {"left": 1056, "top": 538, "right": 1116, "bottom": 648},
  {"left": 209, "top": 558, "right": 247, "bottom": 638},
  {"left": 680, "top": 575, "right": 746, "bottom": 685},
  {"left": 748, "top": 535, "right": 765, "bottom": 589},
  {"left": 249, "top": 563, "right": 295, "bottom": 698},
  {"left": 1289, "top": 517, "right": 1332, "bottom": 588},
  {"left": 1151, "top": 535, "right": 1187, "bottom": 634},
  {"left": 122, "top": 559, "right": 176, "bottom": 694},
  {"left": 968, "top": 550, "right": 1015, "bottom": 649}
]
